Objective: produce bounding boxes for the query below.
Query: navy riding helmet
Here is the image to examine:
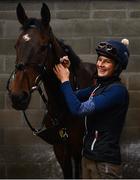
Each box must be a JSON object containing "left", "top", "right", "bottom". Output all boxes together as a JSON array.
[{"left": 96, "top": 39, "right": 130, "bottom": 74}]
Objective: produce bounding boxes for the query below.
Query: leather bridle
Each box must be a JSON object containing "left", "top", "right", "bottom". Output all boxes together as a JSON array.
[{"left": 7, "top": 61, "right": 51, "bottom": 134}]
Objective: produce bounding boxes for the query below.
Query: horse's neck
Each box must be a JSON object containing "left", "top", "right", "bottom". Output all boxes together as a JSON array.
[
  {"left": 44, "top": 75, "right": 65, "bottom": 111},
  {"left": 44, "top": 69, "right": 77, "bottom": 117},
  {"left": 51, "top": 35, "right": 66, "bottom": 59}
]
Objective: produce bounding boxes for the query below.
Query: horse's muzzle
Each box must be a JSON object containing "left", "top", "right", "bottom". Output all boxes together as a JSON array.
[{"left": 9, "top": 91, "right": 31, "bottom": 110}]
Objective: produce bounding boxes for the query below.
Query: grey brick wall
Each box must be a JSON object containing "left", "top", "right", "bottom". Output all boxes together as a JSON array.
[{"left": 0, "top": 0, "right": 140, "bottom": 178}]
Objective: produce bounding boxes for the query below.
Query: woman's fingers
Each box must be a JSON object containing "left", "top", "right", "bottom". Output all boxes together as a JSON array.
[
  {"left": 54, "top": 64, "right": 63, "bottom": 71},
  {"left": 53, "top": 64, "right": 65, "bottom": 75},
  {"left": 53, "top": 63, "right": 70, "bottom": 83}
]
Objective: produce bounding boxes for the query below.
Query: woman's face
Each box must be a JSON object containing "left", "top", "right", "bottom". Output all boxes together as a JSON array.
[{"left": 96, "top": 56, "right": 116, "bottom": 78}]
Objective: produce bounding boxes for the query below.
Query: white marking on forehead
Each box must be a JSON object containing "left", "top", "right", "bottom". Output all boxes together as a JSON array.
[{"left": 23, "top": 34, "right": 31, "bottom": 41}]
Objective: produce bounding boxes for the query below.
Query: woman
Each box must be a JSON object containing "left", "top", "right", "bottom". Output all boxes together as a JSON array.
[{"left": 53, "top": 39, "right": 129, "bottom": 179}]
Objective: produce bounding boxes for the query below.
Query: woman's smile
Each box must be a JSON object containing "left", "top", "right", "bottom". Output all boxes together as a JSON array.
[{"left": 96, "top": 56, "right": 116, "bottom": 77}]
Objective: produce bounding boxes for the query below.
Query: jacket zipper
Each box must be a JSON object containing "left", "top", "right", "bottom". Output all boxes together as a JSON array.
[
  {"left": 82, "top": 116, "right": 88, "bottom": 156},
  {"left": 84, "top": 84, "right": 101, "bottom": 152},
  {"left": 89, "top": 84, "right": 101, "bottom": 98},
  {"left": 91, "top": 130, "right": 98, "bottom": 151}
]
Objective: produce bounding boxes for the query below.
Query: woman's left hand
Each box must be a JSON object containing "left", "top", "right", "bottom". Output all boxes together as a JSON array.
[{"left": 53, "top": 63, "right": 70, "bottom": 83}]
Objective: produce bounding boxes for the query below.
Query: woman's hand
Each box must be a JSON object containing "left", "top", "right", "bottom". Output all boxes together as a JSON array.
[{"left": 53, "top": 63, "right": 70, "bottom": 83}]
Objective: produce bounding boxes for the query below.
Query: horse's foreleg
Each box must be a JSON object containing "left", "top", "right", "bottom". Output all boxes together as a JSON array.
[{"left": 53, "top": 144, "right": 73, "bottom": 179}]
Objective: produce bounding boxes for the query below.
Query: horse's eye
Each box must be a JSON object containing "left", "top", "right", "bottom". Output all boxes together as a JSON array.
[{"left": 12, "top": 72, "right": 16, "bottom": 80}]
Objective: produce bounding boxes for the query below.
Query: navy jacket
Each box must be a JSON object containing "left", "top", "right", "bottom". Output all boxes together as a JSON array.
[{"left": 60, "top": 77, "right": 129, "bottom": 164}]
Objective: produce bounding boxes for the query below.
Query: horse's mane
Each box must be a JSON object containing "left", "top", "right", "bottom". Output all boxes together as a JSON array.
[{"left": 58, "top": 39, "right": 81, "bottom": 70}]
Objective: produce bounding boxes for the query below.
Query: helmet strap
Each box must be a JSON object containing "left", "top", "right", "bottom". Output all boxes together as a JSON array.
[{"left": 114, "top": 64, "right": 123, "bottom": 77}]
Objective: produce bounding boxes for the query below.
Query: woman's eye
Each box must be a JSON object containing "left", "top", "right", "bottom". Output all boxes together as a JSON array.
[
  {"left": 106, "top": 60, "right": 112, "bottom": 63},
  {"left": 106, "top": 60, "right": 110, "bottom": 63},
  {"left": 97, "top": 58, "right": 102, "bottom": 62}
]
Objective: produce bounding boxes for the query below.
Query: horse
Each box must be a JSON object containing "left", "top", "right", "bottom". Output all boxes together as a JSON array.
[{"left": 7, "top": 3, "right": 96, "bottom": 179}]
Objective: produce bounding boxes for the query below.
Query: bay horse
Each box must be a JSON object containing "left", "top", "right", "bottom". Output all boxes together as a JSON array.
[{"left": 7, "top": 3, "right": 96, "bottom": 179}]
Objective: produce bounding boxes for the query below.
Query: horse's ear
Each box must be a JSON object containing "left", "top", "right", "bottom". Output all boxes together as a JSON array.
[
  {"left": 16, "top": 3, "right": 28, "bottom": 25},
  {"left": 41, "top": 3, "right": 51, "bottom": 25}
]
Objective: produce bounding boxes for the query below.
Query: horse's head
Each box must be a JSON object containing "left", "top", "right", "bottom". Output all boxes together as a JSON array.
[{"left": 7, "top": 3, "right": 65, "bottom": 110}]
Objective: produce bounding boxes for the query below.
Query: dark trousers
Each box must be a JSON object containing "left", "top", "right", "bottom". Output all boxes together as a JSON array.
[{"left": 82, "top": 157, "right": 123, "bottom": 179}]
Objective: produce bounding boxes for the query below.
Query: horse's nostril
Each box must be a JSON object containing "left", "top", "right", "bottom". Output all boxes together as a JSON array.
[
  {"left": 9, "top": 91, "right": 31, "bottom": 110},
  {"left": 22, "top": 91, "right": 29, "bottom": 99},
  {"left": 11, "top": 91, "right": 29, "bottom": 103}
]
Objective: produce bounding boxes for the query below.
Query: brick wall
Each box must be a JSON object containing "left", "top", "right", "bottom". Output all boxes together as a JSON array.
[{"left": 0, "top": 0, "right": 140, "bottom": 178}]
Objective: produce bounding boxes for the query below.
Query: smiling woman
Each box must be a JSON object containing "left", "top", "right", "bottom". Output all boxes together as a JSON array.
[{"left": 54, "top": 39, "right": 130, "bottom": 179}]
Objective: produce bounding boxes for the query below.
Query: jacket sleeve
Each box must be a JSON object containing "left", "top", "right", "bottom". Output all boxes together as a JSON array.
[
  {"left": 60, "top": 81, "right": 128, "bottom": 117},
  {"left": 74, "top": 86, "right": 93, "bottom": 102}
]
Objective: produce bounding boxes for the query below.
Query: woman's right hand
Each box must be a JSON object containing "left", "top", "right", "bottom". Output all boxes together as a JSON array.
[{"left": 53, "top": 63, "right": 70, "bottom": 83}]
